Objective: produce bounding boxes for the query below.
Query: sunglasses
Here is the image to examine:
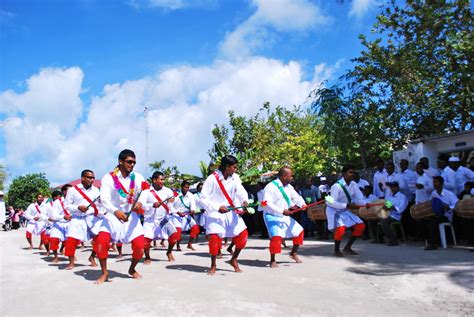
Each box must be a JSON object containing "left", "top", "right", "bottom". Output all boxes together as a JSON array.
[
  {"left": 124, "top": 160, "right": 137, "bottom": 165},
  {"left": 84, "top": 176, "right": 95, "bottom": 179}
]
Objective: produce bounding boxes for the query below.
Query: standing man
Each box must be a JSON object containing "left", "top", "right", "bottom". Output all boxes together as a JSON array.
[
  {"left": 373, "top": 159, "right": 388, "bottom": 199},
  {"left": 420, "top": 157, "right": 440, "bottom": 178},
  {"left": 24, "top": 194, "right": 47, "bottom": 249},
  {"left": 95, "top": 149, "right": 146, "bottom": 284},
  {"left": 139, "top": 171, "right": 179, "bottom": 263},
  {"left": 0, "top": 191, "right": 6, "bottom": 229},
  {"left": 173, "top": 180, "right": 200, "bottom": 251},
  {"left": 262, "top": 167, "right": 306, "bottom": 268},
  {"left": 63, "top": 170, "right": 101, "bottom": 269},
  {"left": 200, "top": 155, "right": 249, "bottom": 275},
  {"left": 399, "top": 159, "right": 417, "bottom": 202},
  {"left": 48, "top": 188, "right": 71, "bottom": 263},
  {"left": 449, "top": 157, "right": 474, "bottom": 195},
  {"left": 326, "top": 164, "right": 366, "bottom": 257}
]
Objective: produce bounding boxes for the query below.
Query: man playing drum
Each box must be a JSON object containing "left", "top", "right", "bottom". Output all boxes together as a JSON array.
[{"left": 378, "top": 182, "right": 408, "bottom": 246}]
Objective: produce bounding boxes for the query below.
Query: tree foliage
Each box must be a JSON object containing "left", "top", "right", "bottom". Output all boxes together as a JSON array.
[
  {"left": 0, "top": 164, "right": 6, "bottom": 191},
  {"left": 7, "top": 173, "right": 51, "bottom": 209},
  {"left": 148, "top": 160, "right": 200, "bottom": 188}
]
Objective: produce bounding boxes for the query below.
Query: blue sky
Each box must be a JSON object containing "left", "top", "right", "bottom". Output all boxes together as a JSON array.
[{"left": 0, "top": 0, "right": 381, "bottom": 185}]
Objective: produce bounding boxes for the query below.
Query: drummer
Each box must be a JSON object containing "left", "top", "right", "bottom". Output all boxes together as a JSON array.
[
  {"left": 423, "top": 176, "right": 458, "bottom": 250},
  {"left": 378, "top": 182, "right": 408, "bottom": 246}
]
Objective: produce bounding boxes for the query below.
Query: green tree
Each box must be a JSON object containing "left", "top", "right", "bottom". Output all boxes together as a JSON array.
[
  {"left": 0, "top": 164, "right": 6, "bottom": 191},
  {"left": 148, "top": 160, "right": 200, "bottom": 188},
  {"left": 349, "top": 0, "right": 473, "bottom": 138},
  {"left": 7, "top": 173, "right": 51, "bottom": 209}
]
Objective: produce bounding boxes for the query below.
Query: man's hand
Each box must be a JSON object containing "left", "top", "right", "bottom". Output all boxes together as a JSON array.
[
  {"left": 132, "top": 202, "right": 142, "bottom": 211},
  {"left": 347, "top": 203, "right": 359, "bottom": 210},
  {"left": 282, "top": 209, "right": 292, "bottom": 216},
  {"left": 48, "top": 218, "right": 54, "bottom": 222},
  {"left": 190, "top": 210, "right": 195, "bottom": 215},
  {"left": 114, "top": 210, "right": 128, "bottom": 222},
  {"left": 64, "top": 215, "right": 72, "bottom": 221},
  {"left": 218, "top": 206, "right": 229, "bottom": 213},
  {"left": 416, "top": 183, "right": 424, "bottom": 189},
  {"left": 34, "top": 216, "right": 40, "bottom": 221},
  {"left": 153, "top": 201, "right": 162, "bottom": 208},
  {"left": 78, "top": 205, "right": 88, "bottom": 213},
  {"left": 177, "top": 212, "right": 185, "bottom": 217},
  {"left": 242, "top": 201, "right": 249, "bottom": 207}
]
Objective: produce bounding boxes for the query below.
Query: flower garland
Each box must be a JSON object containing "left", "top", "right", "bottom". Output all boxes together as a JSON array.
[{"left": 111, "top": 167, "right": 135, "bottom": 204}]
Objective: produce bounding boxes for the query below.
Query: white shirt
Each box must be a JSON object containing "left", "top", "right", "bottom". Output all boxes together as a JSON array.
[
  {"left": 385, "top": 172, "right": 409, "bottom": 200},
  {"left": 327, "top": 179, "right": 366, "bottom": 210},
  {"left": 256, "top": 189, "right": 265, "bottom": 211},
  {"left": 172, "top": 191, "right": 196, "bottom": 214},
  {"left": 400, "top": 168, "right": 417, "bottom": 197},
  {"left": 356, "top": 178, "right": 370, "bottom": 189},
  {"left": 139, "top": 186, "right": 176, "bottom": 220},
  {"left": 386, "top": 191, "right": 408, "bottom": 221},
  {"left": 373, "top": 169, "right": 388, "bottom": 198},
  {"left": 441, "top": 166, "right": 457, "bottom": 193},
  {"left": 24, "top": 202, "right": 48, "bottom": 222},
  {"left": 430, "top": 188, "right": 458, "bottom": 219},
  {"left": 415, "top": 173, "right": 433, "bottom": 204},
  {"left": 50, "top": 197, "right": 68, "bottom": 222},
  {"left": 262, "top": 179, "right": 305, "bottom": 215},
  {"left": 454, "top": 166, "right": 474, "bottom": 195},
  {"left": 424, "top": 166, "right": 440, "bottom": 178},
  {"left": 100, "top": 171, "right": 145, "bottom": 215},
  {"left": 199, "top": 170, "right": 248, "bottom": 213},
  {"left": 64, "top": 183, "right": 101, "bottom": 217}
]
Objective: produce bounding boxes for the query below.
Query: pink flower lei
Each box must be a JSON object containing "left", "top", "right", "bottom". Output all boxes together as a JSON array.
[{"left": 111, "top": 167, "right": 135, "bottom": 204}]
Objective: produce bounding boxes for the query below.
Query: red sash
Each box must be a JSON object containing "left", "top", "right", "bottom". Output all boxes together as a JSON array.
[
  {"left": 150, "top": 189, "right": 170, "bottom": 213},
  {"left": 213, "top": 172, "right": 235, "bottom": 208},
  {"left": 59, "top": 199, "right": 70, "bottom": 217},
  {"left": 74, "top": 185, "right": 99, "bottom": 216},
  {"left": 35, "top": 204, "right": 41, "bottom": 214}
]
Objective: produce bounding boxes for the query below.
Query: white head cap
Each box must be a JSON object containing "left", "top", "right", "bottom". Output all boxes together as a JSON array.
[
  {"left": 320, "top": 176, "right": 327, "bottom": 181},
  {"left": 448, "top": 157, "right": 460, "bottom": 162}
]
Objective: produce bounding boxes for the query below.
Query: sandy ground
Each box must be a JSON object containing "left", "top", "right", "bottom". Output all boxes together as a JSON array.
[{"left": 1, "top": 228, "right": 473, "bottom": 317}]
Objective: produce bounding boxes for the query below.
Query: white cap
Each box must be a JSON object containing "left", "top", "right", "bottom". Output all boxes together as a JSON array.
[
  {"left": 448, "top": 157, "right": 460, "bottom": 162},
  {"left": 0, "top": 191, "right": 4, "bottom": 196},
  {"left": 320, "top": 176, "right": 327, "bottom": 181}
]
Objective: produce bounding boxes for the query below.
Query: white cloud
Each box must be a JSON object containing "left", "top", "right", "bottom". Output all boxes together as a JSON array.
[
  {"left": 349, "top": 0, "right": 376, "bottom": 19},
  {"left": 219, "top": 0, "right": 332, "bottom": 60},
  {"left": 0, "top": 58, "right": 337, "bottom": 185}
]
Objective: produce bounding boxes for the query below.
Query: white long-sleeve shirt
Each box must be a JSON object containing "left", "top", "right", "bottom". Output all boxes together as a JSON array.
[
  {"left": 50, "top": 197, "right": 69, "bottom": 222},
  {"left": 139, "top": 186, "right": 176, "bottom": 220},
  {"left": 100, "top": 171, "right": 145, "bottom": 215},
  {"left": 454, "top": 166, "right": 474, "bottom": 195},
  {"left": 24, "top": 202, "right": 48, "bottom": 222},
  {"left": 386, "top": 191, "right": 408, "bottom": 221},
  {"left": 385, "top": 172, "right": 409, "bottom": 200},
  {"left": 64, "top": 183, "right": 101, "bottom": 217},
  {"left": 424, "top": 166, "right": 440, "bottom": 178},
  {"left": 173, "top": 191, "right": 196, "bottom": 214},
  {"left": 415, "top": 173, "right": 433, "bottom": 204},
  {"left": 441, "top": 166, "right": 456, "bottom": 192},
  {"left": 400, "top": 168, "right": 417, "bottom": 197},
  {"left": 430, "top": 188, "right": 458, "bottom": 220},
  {"left": 373, "top": 169, "right": 388, "bottom": 198},
  {"left": 262, "top": 179, "right": 305, "bottom": 215},
  {"left": 327, "top": 179, "right": 366, "bottom": 210},
  {"left": 199, "top": 170, "right": 248, "bottom": 214}
]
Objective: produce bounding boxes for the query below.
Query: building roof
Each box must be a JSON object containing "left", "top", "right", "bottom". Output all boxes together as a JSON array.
[{"left": 409, "top": 129, "right": 474, "bottom": 144}]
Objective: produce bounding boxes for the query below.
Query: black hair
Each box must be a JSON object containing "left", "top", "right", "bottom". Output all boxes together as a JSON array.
[
  {"left": 181, "top": 180, "right": 191, "bottom": 187},
  {"left": 218, "top": 155, "right": 238, "bottom": 172},
  {"left": 81, "top": 169, "right": 94, "bottom": 177},
  {"left": 433, "top": 176, "right": 444, "bottom": 184},
  {"left": 61, "top": 184, "right": 72, "bottom": 192},
  {"left": 342, "top": 164, "right": 355, "bottom": 173},
  {"left": 118, "top": 149, "right": 136, "bottom": 161},
  {"left": 52, "top": 190, "right": 62, "bottom": 197},
  {"left": 152, "top": 171, "right": 164, "bottom": 179}
]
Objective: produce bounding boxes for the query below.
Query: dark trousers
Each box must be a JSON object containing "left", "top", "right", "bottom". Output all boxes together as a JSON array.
[
  {"left": 380, "top": 217, "right": 399, "bottom": 244},
  {"left": 423, "top": 216, "right": 449, "bottom": 245}
]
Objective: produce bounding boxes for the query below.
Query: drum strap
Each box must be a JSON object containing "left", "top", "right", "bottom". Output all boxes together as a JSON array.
[
  {"left": 272, "top": 180, "right": 291, "bottom": 207},
  {"left": 337, "top": 180, "right": 352, "bottom": 204}
]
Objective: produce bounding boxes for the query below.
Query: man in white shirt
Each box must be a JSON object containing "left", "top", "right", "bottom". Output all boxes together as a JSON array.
[
  {"left": 24, "top": 194, "right": 47, "bottom": 249},
  {"left": 378, "top": 182, "right": 408, "bottom": 246},
  {"left": 448, "top": 156, "right": 474, "bottom": 195},
  {"left": 139, "top": 171, "right": 179, "bottom": 263},
  {"left": 63, "top": 170, "right": 101, "bottom": 270},
  {"left": 199, "top": 155, "right": 249, "bottom": 275},
  {"left": 420, "top": 157, "right": 440, "bottom": 178},
  {"left": 48, "top": 188, "right": 70, "bottom": 263},
  {"left": 399, "top": 159, "right": 417, "bottom": 202},
  {"left": 423, "top": 176, "right": 459, "bottom": 250},
  {"left": 373, "top": 159, "right": 388, "bottom": 199},
  {"left": 385, "top": 162, "right": 409, "bottom": 200},
  {"left": 0, "top": 191, "right": 6, "bottom": 229},
  {"left": 326, "top": 164, "right": 367, "bottom": 257},
  {"left": 438, "top": 156, "right": 456, "bottom": 192},
  {"left": 94, "top": 149, "right": 147, "bottom": 284},
  {"left": 415, "top": 162, "right": 433, "bottom": 204},
  {"left": 262, "top": 167, "right": 307, "bottom": 268},
  {"left": 173, "top": 180, "right": 200, "bottom": 251}
]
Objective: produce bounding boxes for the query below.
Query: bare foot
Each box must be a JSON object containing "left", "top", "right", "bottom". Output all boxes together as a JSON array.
[
  {"left": 65, "top": 264, "right": 75, "bottom": 270},
  {"left": 270, "top": 261, "right": 278, "bottom": 268},
  {"left": 143, "top": 258, "right": 152, "bottom": 265},
  {"left": 166, "top": 252, "right": 175, "bottom": 262},
  {"left": 187, "top": 244, "right": 196, "bottom": 251},
  {"left": 176, "top": 247, "right": 182, "bottom": 252},
  {"left": 129, "top": 270, "right": 142, "bottom": 279},
  {"left": 116, "top": 254, "right": 123, "bottom": 260},
  {"left": 38, "top": 245, "right": 44, "bottom": 250},
  {"left": 207, "top": 266, "right": 216, "bottom": 275},
  {"left": 28, "top": 245, "right": 33, "bottom": 250},
  {"left": 226, "top": 246, "right": 234, "bottom": 255},
  {"left": 89, "top": 256, "right": 97, "bottom": 267},
  {"left": 289, "top": 253, "right": 302, "bottom": 263},
  {"left": 46, "top": 251, "right": 50, "bottom": 256},
  {"left": 52, "top": 257, "right": 59, "bottom": 263},
  {"left": 334, "top": 251, "right": 344, "bottom": 257},
  {"left": 227, "top": 258, "right": 243, "bottom": 273},
  {"left": 160, "top": 241, "right": 165, "bottom": 247},
  {"left": 343, "top": 248, "right": 359, "bottom": 255},
  {"left": 94, "top": 274, "right": 109, "bottom": 284}
]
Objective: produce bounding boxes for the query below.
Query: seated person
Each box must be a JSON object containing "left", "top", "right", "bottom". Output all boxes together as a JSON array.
[
  {"left": 377, "top": 182, "right": 408, "bottom": 246},
  {"left": 423, "top": 176, "right": 458, "bottom": 250}
]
